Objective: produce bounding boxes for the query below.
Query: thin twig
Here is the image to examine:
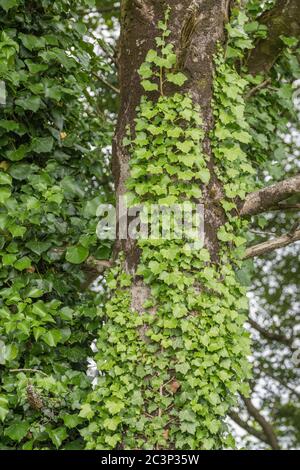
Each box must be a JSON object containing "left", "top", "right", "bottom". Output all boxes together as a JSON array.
[
  {"left": 245, "top": 78, "right": 271, "bottom": 99},
  {"left": 97, "top": 5, "right": 120, "bottom": 15},
  {"left": 92, "top": 72, "right": 120, "bottom": 94},
  {"left": 248, "top": 317, "right": 293, "bottom": 346}
]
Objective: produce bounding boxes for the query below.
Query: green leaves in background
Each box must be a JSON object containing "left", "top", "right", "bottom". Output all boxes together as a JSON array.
[
  {"left": 66, "top": 246, "right": 89, "bottom": 264},
  {"left": 0, "top": 0, "right": 114, "bottom": 450}
]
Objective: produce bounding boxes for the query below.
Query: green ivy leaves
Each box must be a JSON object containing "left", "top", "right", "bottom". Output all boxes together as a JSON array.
[
  {"left": 138, "top": 12, "right": 187, "bottom": 95},
  {"left": 0, "top": 0, "right": 20, "bottom": 12},
  {"left": 166, "top": 72, "right": 188, "bottom": 86},
  {"left": 0, "top": 0, "right": 112, "bottom": 450},
  {"left": 66, "top": 245, "right": 89, "bottom": 264}
]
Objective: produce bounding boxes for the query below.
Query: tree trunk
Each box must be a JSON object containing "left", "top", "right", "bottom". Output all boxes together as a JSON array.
[
  {"left": 91, "top": 0, "right": 251, "bottom": 450},
  {"left": 113, "top": 0, "right": 228, "bottom": 268}
]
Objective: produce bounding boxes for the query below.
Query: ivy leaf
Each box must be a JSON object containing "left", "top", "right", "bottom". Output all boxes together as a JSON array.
[
  {"left": 217, "top": 226, "right": 232, "bottom": 242},
  {"left": 0, "top": 186, "right": 11, "bottom": 203},
  {"left": 42, "top": 329, "right": 62, "bottom": 347},
  {"left": 5, "top": 422, "right": 30, "bottom": 442},
  {"left": 180, "top": 421, "right": 196, "bottom": 435},
  {"left": 176, "top": 141, "right": 193, "bottom": 153},
  {"left": 207, "top": 419, "right": 221, "bottom": 434},
  {"left": 79, "top": 403, "right": 94, "bottom": 420},
  {"left": 166, "top": 72, "right": 188, "bottom": 86},
  {"left": 105, "top": 434, "right": 121, "bottom": 447},
  {"left": 2, "top": 254, "right": 17, "bottom": 266},
  {"left": 167, "top": 127, "right": 182, "bottom": 138},
  {"left": 141, "top": 80, "right": 159, "bottom": 92},
  {"left": 199, "top": 168, "right": 210, "bottom": 184},
  {"left": 0, "top": 172, "right": 12, "bottom": 185},
  {"left": 232, "top": 130, "right": 252, "bottom": 144},
  {"left": 280, "top": 36, "right": 298, "bottom": 47},
  {"left": 105, "top": 399, "right": 125, "bottom": 415},
  {"left": 202, "top": 438, "right": 214, "bottom": 450},
  {"left": 0, "top": 0, "right": 20, "bottom": 11},
  {"left": 14, "top": 256, "right": 31, "bottom": 271},
  {"left": 24, "top": 287, "right": 44, "bottom": 298},
  {"left": 66, "top": 245, "right": 89, "bottom": 264},
  {"left": 15, "top": 95, "right": 41, "bottom": 112},
  {"left": 215, "top": 126, "right": 232, "bottom": 140},
  {"left": 145, "top": 49, "right": 158, "bottom": 63},
  {"left": 0, "top": 397, "right": 9, "bottom": 422},
  {"left": 25, "top": 60, "right": 48, "bottom": 74},
  {"left": 19, "top": 33, "right": 46, "bottom": 51},
  {"left": 175, "top": 362, "right": 190, "bottom": 374},
  {"left": 0, "top": 120, "right": 19, "bottom": 131},
  {"left": 48, "top": 427, "right": 68, "bottom": 449},
  {"left": 149, "top": 260, "right": 163, "bottom": 275},
  {"left": 59, "top": 307, "right": 74, "bottom": 321},
  {"left": 8, "top": 163, "right": 33, "bottom": 180},
  {"left": 208, "top": 392, "right": 220, "bottom": 406},
  {"left": 26, "top": 241, "right": 51, "bottom": 255},
  {"left": 179, "top": 409, "right": 196, "bottom": 422},
  {"left": 0, "top": 343, "right": 18, "bottom": 363},
  {"left": 6, "top": 144, "right": 30, "bottom": 162},
  {"left": 31, "top": 137, "right": 54, "bottom": 154},
  {"left": 138, "top": 63, "right": 152, "bottom": 79},
  {"left": 62, "top": 414, "right": 83, "bottom": 429},
  {"left": 103, "top": 417, "right": 121, "bottom": 431}
]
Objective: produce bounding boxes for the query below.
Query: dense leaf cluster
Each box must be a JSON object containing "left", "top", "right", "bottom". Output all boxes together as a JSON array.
[{"left": 0, "top": 0, "right": 112, "bottom": 449}]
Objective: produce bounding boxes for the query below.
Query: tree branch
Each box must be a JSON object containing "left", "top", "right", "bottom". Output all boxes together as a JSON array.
[
  {"left": 242, "top": 397, "right": 280, "bottom": 450},
  {"left": 51, "top": 247, "right": 113, "bottom": 287},
  {"left": 247, "top": 0, "right": 300, "bottom": 75},
  {"left": 97, "top": 3, "right": 120, "bottom": 15},
  {"left": 244, "top": 229, "right": 300, "bottom": 258},
  {"left": 81, "top": 258, "right": 113, "bottom": 288},
  {"left": 261, "top": 367, "right": 300, "bottom": 401},
  {"left": 240, "top": 175, "right": 300, "bottom": 216},
  {"left": 245, "top": 78, "right": 271, "bottom": 99},
  {"left": 85, "top": 257, "right": 113, "bottom": 273},
  {"left": 268, "top": 203, "right": 300, "bottom": 212},
  {"left": 92, "top": 72, "right": 120, "bottom": 94},
  {"left": 248, "top": 317, "right": 293, "bottom": 346},
  {"left": 228, "top": 411, "right": 269, "bottom": 445}
]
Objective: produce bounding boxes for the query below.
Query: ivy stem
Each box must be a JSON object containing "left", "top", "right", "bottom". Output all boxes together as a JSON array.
[
  {"left": 10, "top": 368, "right": 47, "bottom": 377},
  {"left": 159, "top": 66, "right": 164, "bottom": 96},
  {"left": 158, "top": 385, "right": 163, "bottom": 418}
]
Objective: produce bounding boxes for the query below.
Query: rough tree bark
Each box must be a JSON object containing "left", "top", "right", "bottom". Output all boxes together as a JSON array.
[
  {"left": 240, "top": 175, "right": 300, "bottom": 216},
  {"left": 113, "top": 0, "right": 229, "bottom": 303}
]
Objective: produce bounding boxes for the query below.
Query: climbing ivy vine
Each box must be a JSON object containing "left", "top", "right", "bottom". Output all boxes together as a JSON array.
[{"left": 81, "top": 8, "right": 255, "bottom": 450}]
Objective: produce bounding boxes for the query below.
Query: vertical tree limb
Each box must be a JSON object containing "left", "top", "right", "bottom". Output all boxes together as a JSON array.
[{"left": 242, "top": 397, "right": 280, "bottom": 450}]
